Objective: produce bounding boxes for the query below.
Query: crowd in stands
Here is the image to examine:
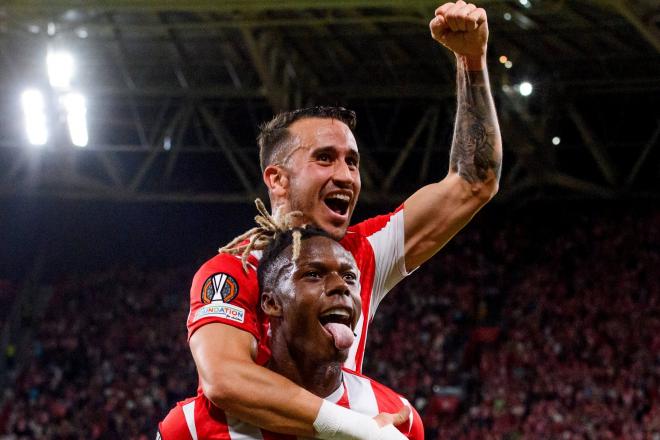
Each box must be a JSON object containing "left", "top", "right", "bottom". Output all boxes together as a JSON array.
[
  {"left": 1, "top": 207, "right": 658, "bottom": 439},
  {"left": 0, "top": 267, "right": 196, "bottom": 439}
]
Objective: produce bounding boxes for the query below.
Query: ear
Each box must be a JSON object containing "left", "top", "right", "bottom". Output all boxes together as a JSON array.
[
  {"left": 263, "top": 165, "right": 289, "bottom": 199},
  {"left": 261, "top": 290, "right": 283, "bottom": 317}
]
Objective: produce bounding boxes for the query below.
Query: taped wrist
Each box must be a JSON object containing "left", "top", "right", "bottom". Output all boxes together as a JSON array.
[{"left": 313, "top": 400, "right": 380, "bottom": 440}]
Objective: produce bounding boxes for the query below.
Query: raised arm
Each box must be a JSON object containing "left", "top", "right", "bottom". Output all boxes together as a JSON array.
[{"left": 403, "top": 1, "right": 502, "bottom": 270}]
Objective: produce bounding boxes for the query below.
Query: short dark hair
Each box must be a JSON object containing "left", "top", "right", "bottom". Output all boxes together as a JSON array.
[
  {"left": 257, "top": 106, "right": 357, "bottom": 172},
  {"left": 257, "top": 226, "right": 334, "bottom": 297}
]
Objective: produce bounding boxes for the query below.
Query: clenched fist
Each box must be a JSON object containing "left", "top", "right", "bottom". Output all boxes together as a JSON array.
[{"left": 430, "top": 1, "right": 488, "bottom": 60}]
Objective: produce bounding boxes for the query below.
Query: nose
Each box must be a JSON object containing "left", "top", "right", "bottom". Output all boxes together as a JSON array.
[
  {"left": 332, "top": 161, "right": 355, "bottom": 188},
  {"left": 326, "top": 272, "right": 351, "bottom": 297}
]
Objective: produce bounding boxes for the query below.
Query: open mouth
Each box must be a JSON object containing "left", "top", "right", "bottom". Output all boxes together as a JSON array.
[
  {"left": 323, "top": 194, "right": 350, "bottom": 216},
  {"left": 319, "top": 307, "right": 355, "bottom": 351},
  {"left": 319, "top": 307, "right": 353, "bottom": 329}
]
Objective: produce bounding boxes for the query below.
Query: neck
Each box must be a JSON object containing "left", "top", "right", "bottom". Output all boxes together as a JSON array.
[{"left": 268, "top": 327, "right": 343, "bottom": 398}]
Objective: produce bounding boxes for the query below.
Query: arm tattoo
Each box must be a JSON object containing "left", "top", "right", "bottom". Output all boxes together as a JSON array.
[{"left": 449, "top": 61, "right": 502, "bottom": 184}]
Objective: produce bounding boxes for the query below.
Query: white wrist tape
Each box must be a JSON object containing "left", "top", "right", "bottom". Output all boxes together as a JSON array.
[{"left": 313, "top": 400, "right": 406, "bottom": 440}]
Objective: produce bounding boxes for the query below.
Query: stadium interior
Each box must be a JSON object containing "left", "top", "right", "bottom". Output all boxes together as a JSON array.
[{"left": 0, "top": 0, "right": 659, "bottom": 438}]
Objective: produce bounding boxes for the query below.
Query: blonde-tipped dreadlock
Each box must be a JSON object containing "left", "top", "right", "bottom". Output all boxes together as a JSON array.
[{"left": 218, "top": 198, "right": 305, "bottom": 272}]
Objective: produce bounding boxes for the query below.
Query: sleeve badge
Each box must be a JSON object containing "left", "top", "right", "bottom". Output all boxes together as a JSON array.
[{"left": 201, "top": 273, "right": 239, "bottom": 304}]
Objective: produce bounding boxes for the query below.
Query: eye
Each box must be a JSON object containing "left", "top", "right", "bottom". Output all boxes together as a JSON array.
[
  {"left": 303, "top": 271, "right": 321, "bottom": 279},
  {"left": 316, "top": 152, "right": 332, "bottom": 163},
  {"left": 346, "top": 157, "right": 359, "bottom": 168},
  {"left": 343, "top": 272, "right": 357, "bottom": 283}
]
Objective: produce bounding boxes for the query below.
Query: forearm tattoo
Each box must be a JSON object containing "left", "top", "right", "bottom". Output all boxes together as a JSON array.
[{"left": 449, "top": 63, "right": 502, "bottom": 184}]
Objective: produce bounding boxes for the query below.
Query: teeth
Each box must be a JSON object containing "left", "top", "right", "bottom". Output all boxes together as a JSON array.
[
  {"left": 327, "top": 194, "right": 350, "bottom": 202},
  {"left": 320, "top": 308, "right": 350, "bottom": 318}
]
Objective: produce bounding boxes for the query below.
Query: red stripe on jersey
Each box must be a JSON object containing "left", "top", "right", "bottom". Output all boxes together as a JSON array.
[{"left": 158, "top": 405, "right": 194, "bottom": 440}]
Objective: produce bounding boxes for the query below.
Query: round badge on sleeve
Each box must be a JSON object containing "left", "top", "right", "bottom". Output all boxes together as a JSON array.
[{"left": 201, "top": 273, "right": 239, "bottom": 304}]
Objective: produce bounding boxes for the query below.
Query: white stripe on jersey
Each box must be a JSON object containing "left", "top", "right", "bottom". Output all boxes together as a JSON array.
[
  {"left": 365, "top": 209, "right": 409, "bottom": 320},
  {"left": 227, "top": 414, "right": 265, "bottom": 440},
  {"left": 344, "top": 313, "right": 363, "bottom": 371},
  {"left": 182, "top": 401, "right": 198, "bottom": 440},
  {"left": 343, "top": 373, "right": 379, "bottom": 417}
]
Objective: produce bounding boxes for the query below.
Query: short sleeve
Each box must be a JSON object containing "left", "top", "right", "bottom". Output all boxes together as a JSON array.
[
  {"left": 186, "top": 253, "right": 260, "bottom": 341},
  {"left": 349, "top": 205, "right": 412, "bottom": 318}
]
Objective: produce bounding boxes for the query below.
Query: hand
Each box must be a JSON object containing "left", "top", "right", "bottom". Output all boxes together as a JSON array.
[
  {"left": 373, "top": 405, "right": 410, "bottom": 428},
  {"left": 429, "top": 1, "right": 488, "bottom": 59}
]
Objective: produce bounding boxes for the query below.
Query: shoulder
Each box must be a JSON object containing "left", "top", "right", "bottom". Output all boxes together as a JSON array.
[
  {"left": 193, "top": 252, "right": 259, "bottom": 293},
  {"left": 345, "top": 205, "right": 404, "bottom": 239}
]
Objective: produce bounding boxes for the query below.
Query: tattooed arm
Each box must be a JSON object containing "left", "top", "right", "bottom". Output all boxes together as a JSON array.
[
  {"left": 401, "top": 2, "right": 502, "bottom": 271},
  {"left": 451, "top": 61, "right": 502, "bottom": 185}
]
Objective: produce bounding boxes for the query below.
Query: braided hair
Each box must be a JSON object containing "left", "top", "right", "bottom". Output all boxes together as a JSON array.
[{"left": 218, "top": 198, "right": 305, "bottom": 272}]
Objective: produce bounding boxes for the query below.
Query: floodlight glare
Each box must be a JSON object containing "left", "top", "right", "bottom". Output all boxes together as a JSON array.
[
  {"left": 552, "top": 137, "right": 561, "bottom": 145},
  {"left": 21, "top": 89, "right": 48, "bottom": 146},
  {"left": 47, "top": 50, "right": 74, "bottom": 89},
  {"left": 519, "top": 81, "right": 533, "bottom": 96},
  {"left": 61, "top": 93, "right": 88, "bottom": 147}
]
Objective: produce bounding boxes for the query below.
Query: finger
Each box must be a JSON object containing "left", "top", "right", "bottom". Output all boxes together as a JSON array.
[
  {"left": 446, "top": 1, "right": 473, "bottom": 32},
  {"left": 429, "top": 14, "right": 448, "bottom": 39},
  {"left": 435, "top": 2, "right": 455, "bottom": 16},
  {"left": 456, "top": 3, "right": 478, "bottom": 31},
  {"left": 469, "top": 7, "right": 487, "bottom": 27},
  {"left": 445, "top": 1, "right": 467, "bottom": 32},
  {"left": 391, "top": 405, "right": 411, "bottom": 426}
]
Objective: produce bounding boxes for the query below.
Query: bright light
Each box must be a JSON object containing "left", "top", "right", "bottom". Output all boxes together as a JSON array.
[
  {"left": 504, "top": 12, "right": 512, "bottom": 21},
  {"left": 519, "top": 81, "right": 533, "bottom": 96},
  {"left": 21, "top": 89, "right": 48, "bottom": 146},
  {"left": 499, "top": 55, "right": 508, "bottom": 64},
  {"left": 552, "top": 137, "right": 561, "bottom": 145},
  {"left": 519, "top": 0, "right": 531, "bottom": 7},
  {"left": 47, "top": 50, "right": 74, "bottom": 89},
  {"left": 504, "top": 60, "right": 513, "bottom": 69},
  {"left": 61, "top": 93, "right": 88, "bottom": 147},
  {"left": 76, "top": 28, "right": 89, "bottom": 39},
  {"left": 163, "top": 136, "right": 172, "bottom": 151}
]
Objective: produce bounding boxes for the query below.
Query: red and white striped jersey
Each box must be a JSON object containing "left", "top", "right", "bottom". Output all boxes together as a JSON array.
[
  {"left": 187, "top": 207, "right": 410, "bottom": 373},
  {"left": 158, "top": 368, "right": 424, "bottom": 440}
]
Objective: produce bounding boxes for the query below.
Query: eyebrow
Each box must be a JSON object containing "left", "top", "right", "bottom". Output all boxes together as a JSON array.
[
  {"left": 311, "top": 146, "right": 360, "bottom": 162},
  {"left": 297, "top": 260, "right": 357, "bottom": 272}
]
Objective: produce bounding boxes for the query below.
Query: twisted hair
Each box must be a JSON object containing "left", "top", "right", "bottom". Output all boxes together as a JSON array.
[{"left": 218, "top": 199, "right": 305, "bottom": 272}]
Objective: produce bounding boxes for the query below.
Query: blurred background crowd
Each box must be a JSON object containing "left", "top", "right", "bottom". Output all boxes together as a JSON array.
[{"left": 2, "top": 205, "right": 657, "bottom": 440}]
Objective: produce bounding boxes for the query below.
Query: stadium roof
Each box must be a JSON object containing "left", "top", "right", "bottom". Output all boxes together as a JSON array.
[{"left": 0, "top": 0, "right": 658, "bottom": 205}]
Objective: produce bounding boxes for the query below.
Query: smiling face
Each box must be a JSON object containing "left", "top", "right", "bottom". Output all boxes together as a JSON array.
[
  {"left": 262, "top": 235, "right": 362, "bottom": 364},
  {"left": 270, "top": 117, "right": 361, "bottom": 240}
]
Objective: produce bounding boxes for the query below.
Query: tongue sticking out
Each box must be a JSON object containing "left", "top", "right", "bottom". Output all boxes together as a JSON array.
[{"left": 324, "top": 323, "right": 355, "bottom": 350}]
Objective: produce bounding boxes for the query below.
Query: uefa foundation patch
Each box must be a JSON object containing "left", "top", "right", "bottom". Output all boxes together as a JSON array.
[
  {"left": 201, "top": 272, "right": 239, "bottom": 304},
  {"left": 194, "top": 303, "right": 245, "bottom": 323}
]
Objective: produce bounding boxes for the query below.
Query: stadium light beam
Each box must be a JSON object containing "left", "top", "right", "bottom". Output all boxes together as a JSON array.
[
  {"left": 47, "top": 50, "right": 74, "bottom": 90},
  {"left": 21, "top": 89, "right": 48, "bottom": 146},
  {"left": 62, "top": 93, "right": 88, "bottom": 147}
]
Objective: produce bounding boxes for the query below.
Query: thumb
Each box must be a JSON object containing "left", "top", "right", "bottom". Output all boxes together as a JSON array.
[{"left": 391, "top": 405, "right": 411, "bottom": 427}]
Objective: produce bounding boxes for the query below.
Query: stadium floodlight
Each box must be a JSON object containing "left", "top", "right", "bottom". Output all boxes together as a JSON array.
[
  {"left": 61, "top": 93, "right": 88, "bottom": 147},
  {"left": 47, "top": 50, "right": 74, "bottom": 90},
  {"left": 519, "top": 81, "right": 533, "bottom": 96},
  {"left": 21, "top": 89, "right": 48, "bottom": 146}
]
